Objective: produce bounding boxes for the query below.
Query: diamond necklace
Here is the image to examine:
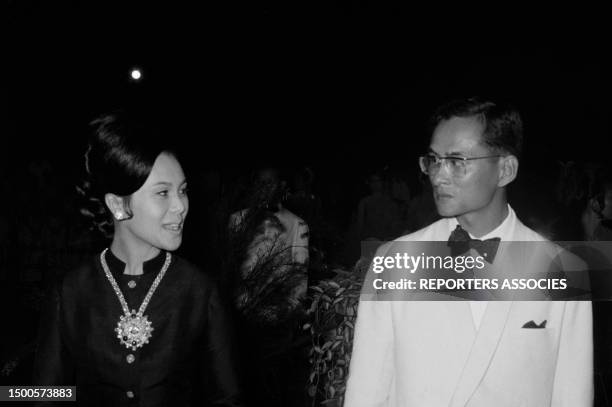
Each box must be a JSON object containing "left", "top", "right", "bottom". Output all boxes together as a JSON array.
[{"left": 100, "top": 248, "right": 172, "bottom": 351}]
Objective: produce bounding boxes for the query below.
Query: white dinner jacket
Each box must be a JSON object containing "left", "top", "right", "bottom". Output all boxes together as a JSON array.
[{"left": 344, "top": 206, "right": 593, "bottom": 407}]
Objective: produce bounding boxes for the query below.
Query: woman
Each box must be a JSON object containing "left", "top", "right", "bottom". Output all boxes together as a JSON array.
[{"left": 33, "top": 111, "right": 243, "bottom": 406}]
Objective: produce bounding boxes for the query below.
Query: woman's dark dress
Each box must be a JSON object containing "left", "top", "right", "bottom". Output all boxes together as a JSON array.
[{"left": 33, "top": 250, "right": 243, "bottom": 407}]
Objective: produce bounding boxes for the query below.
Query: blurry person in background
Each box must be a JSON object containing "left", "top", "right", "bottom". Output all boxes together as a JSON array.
[
  {"left": 229, "top": 167, "right": 309, "bottom": 317},
  {"left": 554, "top": 161, "right": 612, "bottom": 405},
  {"left": 33, "top": 111, "right": 243, "bottom": 406},
  {"left": 553, "top": 161, "right": 612, "bottom": 241},
  {"left": 572, "top": 165, "right": 612, "bottom": 405},
  {"left": 356, "top": 170, "right": 402, "bottom": 241},
  {"left": 227, "top": 167, "right": 310, "bottom": 407},
  {"left": 581, "top": 168, "right": 612, "bottom": 241},
  {"left": 286, "top": 166, "right": 322, "bottom": 227},
  {"left": 402, "top": 175, "right": 440, "bottom": 235}
]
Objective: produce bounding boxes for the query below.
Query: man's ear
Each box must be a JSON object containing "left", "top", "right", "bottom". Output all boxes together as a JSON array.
[
  {"left": 105, "top": 193, "right": 129, "bottom": 221},
  {"left": 498, "top": 155, "right": 519, "bottom": 188}
]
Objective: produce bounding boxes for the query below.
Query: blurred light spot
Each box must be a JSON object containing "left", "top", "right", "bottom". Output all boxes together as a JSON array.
[{"left": 130, "top": 69, "right": 142, "bottom": 80}]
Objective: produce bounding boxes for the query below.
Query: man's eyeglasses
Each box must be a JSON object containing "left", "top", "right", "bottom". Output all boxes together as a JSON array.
[{"left": 419, "top": 154, "right": 503, "bottom": 177}]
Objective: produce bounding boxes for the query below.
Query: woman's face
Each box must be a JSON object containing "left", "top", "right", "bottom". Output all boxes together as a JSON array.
[{"left": 123, "top": 153, "right": 189, "bottom": 252}]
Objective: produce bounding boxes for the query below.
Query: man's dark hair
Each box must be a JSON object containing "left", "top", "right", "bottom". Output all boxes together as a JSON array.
[{"left": 430, "top": 97, "right": 523, "bottom": 158}]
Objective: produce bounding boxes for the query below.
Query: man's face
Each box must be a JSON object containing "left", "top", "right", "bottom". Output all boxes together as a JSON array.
[{"left": 428, "top": 116, "right": 502, "bottom": 218}]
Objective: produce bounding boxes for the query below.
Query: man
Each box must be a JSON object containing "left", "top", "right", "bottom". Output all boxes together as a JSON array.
[{"left": 344, "top": 98, "right": 593, "bottom": 406}]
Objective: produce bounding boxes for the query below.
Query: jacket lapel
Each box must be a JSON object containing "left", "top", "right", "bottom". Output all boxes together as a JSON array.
[
  {"left": 444, "top": 301, "right": 477, "bottom": 355},
  {"left": 449, "top": 212, "right": 529, "bottom": 407},
  {"left": 449, "top": 301, "right": 513, "bottom": 407},
  {"left": 450, "top": 209, "right": 535, "bottom": 407}
]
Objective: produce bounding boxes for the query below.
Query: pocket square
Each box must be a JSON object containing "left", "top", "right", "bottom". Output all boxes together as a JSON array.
[{"left": 522, "top": 320, "right": 547, "bottom": 329}]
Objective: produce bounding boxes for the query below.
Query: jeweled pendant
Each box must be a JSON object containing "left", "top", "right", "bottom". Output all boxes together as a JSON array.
[{"left": 115, "top": 312, "right": 154, "bottom": 351}]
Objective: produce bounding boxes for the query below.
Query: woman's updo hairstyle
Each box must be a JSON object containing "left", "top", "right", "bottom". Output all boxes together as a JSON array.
[{"left": 78, "top": 110, "right": 173, "bottom": 237}]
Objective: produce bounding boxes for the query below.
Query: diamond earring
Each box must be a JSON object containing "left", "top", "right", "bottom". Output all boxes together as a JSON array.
[{"left": 115, "top": 212, "right": 125, "bottom": 220}]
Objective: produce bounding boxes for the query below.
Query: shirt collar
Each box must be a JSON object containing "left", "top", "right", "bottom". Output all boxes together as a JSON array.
[
  {"left": 449, "top": 204, "right": 515, "bottom": 241},
  {"left": 105, "top": 248, "right": 168, "bottom": 277}
]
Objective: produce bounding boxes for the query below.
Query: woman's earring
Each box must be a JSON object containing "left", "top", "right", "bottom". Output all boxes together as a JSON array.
[{"left": 115, "top": 212, "right": 125, "bottom": 220}]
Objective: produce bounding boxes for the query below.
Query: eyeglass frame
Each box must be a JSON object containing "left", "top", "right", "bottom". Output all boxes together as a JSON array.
[{"left": 419, "top": 153, "right": 505, "bottom": 177}]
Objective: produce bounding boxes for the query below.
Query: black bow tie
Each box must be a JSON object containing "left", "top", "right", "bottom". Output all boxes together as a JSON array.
[{"left": 447, "top": 225, "right": 501, "bottom": 263}]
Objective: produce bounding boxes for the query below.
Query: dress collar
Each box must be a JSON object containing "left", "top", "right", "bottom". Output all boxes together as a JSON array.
[{"left": 104, "top": 248, "right": 168, "bottom": 277}]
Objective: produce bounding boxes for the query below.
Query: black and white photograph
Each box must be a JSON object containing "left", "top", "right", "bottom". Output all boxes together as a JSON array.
[{"left": 3, "top": 2, "right": 612, "bottom": 406}]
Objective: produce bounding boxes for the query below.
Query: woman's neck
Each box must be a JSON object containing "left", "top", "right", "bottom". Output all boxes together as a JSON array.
[{"left": 110, "top": 235, "right": 160, "bottom": 275}]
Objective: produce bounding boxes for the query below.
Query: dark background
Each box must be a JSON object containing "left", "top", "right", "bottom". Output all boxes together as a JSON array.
[
  {"left": 6, "top": 2, "right": 612, "bottom": 166},
  {"left": 6, "top": 2, "right": 612, "bottom": 243},
  {"left": 3, "top": 0, "right": 612, "bottom": 402}
]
